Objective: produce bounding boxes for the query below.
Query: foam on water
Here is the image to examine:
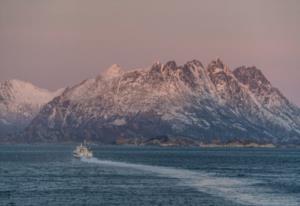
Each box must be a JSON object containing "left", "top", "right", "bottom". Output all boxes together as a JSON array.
[{"left": 82, "top": 157, "right": 299, "bottom": 206}]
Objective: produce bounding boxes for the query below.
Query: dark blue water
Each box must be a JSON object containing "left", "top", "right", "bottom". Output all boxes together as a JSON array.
[{"left": 0, "top": 145, "right": 299, "bottom": 206}]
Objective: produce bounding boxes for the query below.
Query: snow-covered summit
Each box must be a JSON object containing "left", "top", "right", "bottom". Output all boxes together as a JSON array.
[
  {"left": 0, "top": 79, "right": 60, "bottom": 106},
  {"left": 0, "top": 79, "right": 64, "bottom": 137}
]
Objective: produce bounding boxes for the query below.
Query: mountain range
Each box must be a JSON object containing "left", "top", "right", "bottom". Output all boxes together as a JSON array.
[{"left": 1, "top": 59, "right": 300, "bottom": 145}]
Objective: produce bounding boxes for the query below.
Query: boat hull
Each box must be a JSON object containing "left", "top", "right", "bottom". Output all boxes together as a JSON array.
[{"left": 73, "top": 143, "right": 93, "bottom": 159}]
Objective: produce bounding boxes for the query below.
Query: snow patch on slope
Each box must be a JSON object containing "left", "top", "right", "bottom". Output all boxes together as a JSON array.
[{"left": 112, "top": 118, "right": 127, "bottom": 126}]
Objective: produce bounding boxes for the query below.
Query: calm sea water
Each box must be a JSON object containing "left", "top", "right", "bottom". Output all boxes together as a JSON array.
[{"left": 0, "top": 145, "right": 299, "bottom": 206}]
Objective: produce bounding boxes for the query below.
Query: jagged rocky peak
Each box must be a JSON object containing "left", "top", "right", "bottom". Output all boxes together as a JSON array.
[
  {"left": 159, "top": 61, "right": 178, "bottom": 76},
  {"left": 208, "top": 58, "right": 225, "bottom": 68},
  {"left": 184, "top": 60, "right": 206, "bottom": 79},
  {"left": 206, "top": 58, "right": 234, "bottom": 87},
  {"left": 162, "top": 59, "right": 204, "bottom": 71},
  {"left": 186, "top": 59, "right": 204, "bottom": 68},
  {"left": 150, "top": 61, "right": 163, "bottom": 72},
  {"left": 207, "top": 58, "right": 231, "bottom": 73},
  {"left": 149, "top": 60, "right": 176, "bottom": 75},
  {"left": 149, "top": 59, "right": 204, "bottom": 75},
  {"left": 163, "top": 60, "right": 177, "bottom": 71},
  {"left": 102, "top": 64, "right": 123, "bottom": 79},
  {"left": 233, "top": 66, "right": 290, "bottom": 108},
  {"left": 147, "top": 59, "right": 207, "bottom": 89},
  {"left": 233, "top": 66, "right": 271, "bottom": 89}
]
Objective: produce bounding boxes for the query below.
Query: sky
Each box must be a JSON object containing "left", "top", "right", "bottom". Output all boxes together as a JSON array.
[{"left": 0, "top": 0, "right": 299, "bottom": 105}]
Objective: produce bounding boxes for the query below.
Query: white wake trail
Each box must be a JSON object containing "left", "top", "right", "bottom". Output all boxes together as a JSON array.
[{"left": 81, "top": 157, "right": 299, "bottom": 206}]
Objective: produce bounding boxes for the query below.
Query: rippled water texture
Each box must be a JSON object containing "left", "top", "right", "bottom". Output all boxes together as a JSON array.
[{"left": 0, "top": 145, "right": 299, "bottom": 206}]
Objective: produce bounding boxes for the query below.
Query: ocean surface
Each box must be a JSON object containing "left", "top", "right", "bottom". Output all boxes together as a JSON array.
[{"left": 0, "top": 145, "right": 299, "bottom": 206}]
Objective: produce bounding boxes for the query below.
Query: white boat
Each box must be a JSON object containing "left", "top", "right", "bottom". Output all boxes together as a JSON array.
[{"left": 73, "top": 142, "right": 93, "bottom": 159}]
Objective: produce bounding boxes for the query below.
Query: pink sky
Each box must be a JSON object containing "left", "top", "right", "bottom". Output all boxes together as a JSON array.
[{"left": 0, "top": 0, "right": 299, "bottom": 105}]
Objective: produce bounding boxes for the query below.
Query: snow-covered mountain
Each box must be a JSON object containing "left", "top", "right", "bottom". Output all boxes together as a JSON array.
[
  {"left": 23, "top": 59, "right": 300, "bottom": 145},
  {"left": 0, "top": 79, "right": 63, "bottom": 137}
]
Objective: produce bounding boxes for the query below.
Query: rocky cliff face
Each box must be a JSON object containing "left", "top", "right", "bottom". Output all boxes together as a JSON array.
[
  {"left": 23, "top": 59, "right": 300, "bottom": 145},
  {"left": 0, "top": 80, "right": 63, "bottom": 138}
]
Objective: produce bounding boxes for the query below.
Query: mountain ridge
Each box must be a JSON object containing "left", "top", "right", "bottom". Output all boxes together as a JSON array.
[{"left": 20, "top": 59, "right": 300, "bottom": 145}]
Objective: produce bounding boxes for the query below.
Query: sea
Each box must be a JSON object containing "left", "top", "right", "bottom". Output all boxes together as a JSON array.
[{"left": 0, "top": 145, "right": 299, "bottom": 206}]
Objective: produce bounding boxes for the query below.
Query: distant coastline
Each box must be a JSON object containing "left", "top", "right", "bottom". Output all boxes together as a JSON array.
[
  {"left": 115, "top": 136, "right": 277, "bottom": 148},
  {"left": 2, "top": 134, "right": 299, "bottom": 148}
]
